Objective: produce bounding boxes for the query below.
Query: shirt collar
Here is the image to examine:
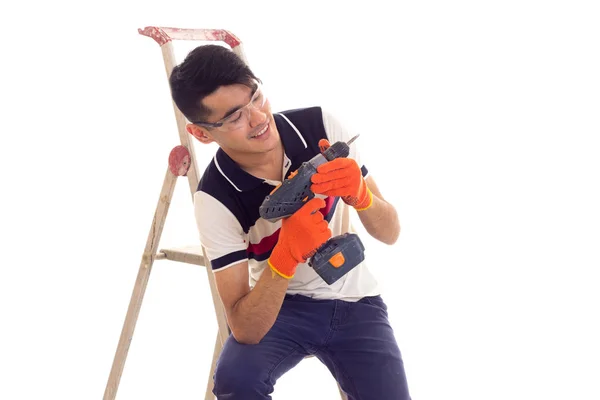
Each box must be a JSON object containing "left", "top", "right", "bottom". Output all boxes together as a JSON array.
[{"left": 214, "top": 112, "right": 308, "bottom": 193}]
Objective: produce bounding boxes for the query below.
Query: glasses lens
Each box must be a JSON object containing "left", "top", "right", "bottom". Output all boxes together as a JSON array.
[
  {"left": 217, "top": 85, "right": 267, "bottom": 132},
  {"left": 251, "top": 88, "right": 266, "bottom": 108}
]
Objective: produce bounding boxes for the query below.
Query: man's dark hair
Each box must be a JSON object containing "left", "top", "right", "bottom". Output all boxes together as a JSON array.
[{"left": 169, "top": 45, "right": 260, "bottom": 123}]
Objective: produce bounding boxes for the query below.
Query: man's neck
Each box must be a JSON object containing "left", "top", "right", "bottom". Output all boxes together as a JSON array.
[{"left": 227, "top": 141, "right": 285, "bottom": 182}]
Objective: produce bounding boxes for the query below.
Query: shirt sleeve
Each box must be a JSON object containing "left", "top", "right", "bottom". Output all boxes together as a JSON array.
[
  {"left": 193, "top": 191, "right": 248, "bottom": 272},
  {"left": 321, "top": 108, "right": 369, "bottom": 179}
]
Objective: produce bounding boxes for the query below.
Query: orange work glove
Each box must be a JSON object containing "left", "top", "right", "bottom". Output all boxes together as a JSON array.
[
  {"left": 268, "top": 197, "right": 332, "bottom": 279},
  {"left": 311, "top": 139, "right": 373, "bottom": 211}
]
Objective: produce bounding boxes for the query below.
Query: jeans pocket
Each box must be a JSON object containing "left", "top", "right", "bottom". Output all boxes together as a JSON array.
[{"left": 359, "top": 295, "right": 389, "bottom": 312}]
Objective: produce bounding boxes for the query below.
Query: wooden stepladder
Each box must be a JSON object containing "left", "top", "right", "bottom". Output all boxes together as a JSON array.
[
  {"left": 104, "top": 26, "right": 348, "bottom": 400},
  {"left": 103, "top": 27, "right": 248, "bottom": 400}
]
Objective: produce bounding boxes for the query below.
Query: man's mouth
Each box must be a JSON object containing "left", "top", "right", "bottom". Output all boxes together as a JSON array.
[{"left": 250, "top": 124, "right": 269, "bottom": 138}]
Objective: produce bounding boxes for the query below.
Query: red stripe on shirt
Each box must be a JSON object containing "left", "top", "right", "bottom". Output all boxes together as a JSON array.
[{"left": 247, "top": 196, "right": 334, "bottom": 256}]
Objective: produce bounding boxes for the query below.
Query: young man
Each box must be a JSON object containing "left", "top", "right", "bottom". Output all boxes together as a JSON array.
[{"left": 169, "top": 45, "right": 411, "bottom": 400}]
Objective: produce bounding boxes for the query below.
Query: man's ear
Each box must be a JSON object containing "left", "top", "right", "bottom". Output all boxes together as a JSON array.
[{"left": 186, "top": 123, "right": 215, "bottom": 144}]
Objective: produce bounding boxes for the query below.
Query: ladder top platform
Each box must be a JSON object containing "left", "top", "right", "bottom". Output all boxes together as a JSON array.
[{"left": 138, "top": 26, "right": 241, "bottom": 48}]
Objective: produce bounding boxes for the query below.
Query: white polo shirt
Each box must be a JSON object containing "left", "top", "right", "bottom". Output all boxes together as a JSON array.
[{"left": 193, "top": 107, "right": 379, "bottom": 301}]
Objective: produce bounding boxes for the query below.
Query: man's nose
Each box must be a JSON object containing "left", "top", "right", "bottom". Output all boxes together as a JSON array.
[{"left": 248, "top": 105, "right": 267, "bottom": 127}]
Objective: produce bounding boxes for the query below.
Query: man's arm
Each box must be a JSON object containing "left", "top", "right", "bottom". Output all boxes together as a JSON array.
[
  {"left": 356, "top": 176, "right": 401, "bottom": 245},
  {"left": 211, "top": 197, "right": 330, "bottom": 345},
  {"left": 214, "top": 261, "right": 289, "bottom": 345}
]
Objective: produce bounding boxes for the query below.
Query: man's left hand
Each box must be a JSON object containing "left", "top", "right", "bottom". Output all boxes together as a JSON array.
[{"left": 310, "top": 139, "right": 373, "bottom": 211}]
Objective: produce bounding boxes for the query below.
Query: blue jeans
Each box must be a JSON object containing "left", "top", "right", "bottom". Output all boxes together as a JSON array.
[{"left": 213, "top": 294, "right": 411, "bottom": 399}]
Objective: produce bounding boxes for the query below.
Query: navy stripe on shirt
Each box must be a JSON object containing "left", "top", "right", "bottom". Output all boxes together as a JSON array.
[{"left": 211, "top": 249, "right": 247, "bottom": 271}]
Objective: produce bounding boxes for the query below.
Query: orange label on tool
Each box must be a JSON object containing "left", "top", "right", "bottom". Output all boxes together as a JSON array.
[{"left": 329, "top": 252, "right": 345, "bottom": 268}]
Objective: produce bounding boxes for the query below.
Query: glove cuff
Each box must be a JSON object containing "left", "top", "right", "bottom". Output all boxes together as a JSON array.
[
  {"left": 354, "top": 187, "right": 373, "bottom": 211},
  {"left": 343, "top": 179, "right": 373, "bottom": 211},
  {"left": 267, "top": 245, "right": 298, "bottom": 279}
]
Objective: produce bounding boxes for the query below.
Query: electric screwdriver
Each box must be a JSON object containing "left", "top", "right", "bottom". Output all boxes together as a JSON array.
[{"left": 259, "top": 135, "right": 365, "bottom": 285}]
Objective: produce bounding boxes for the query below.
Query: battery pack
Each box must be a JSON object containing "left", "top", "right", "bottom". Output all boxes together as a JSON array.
[{"left": 309, "top": 233, "right": 366, "bottom": 285}]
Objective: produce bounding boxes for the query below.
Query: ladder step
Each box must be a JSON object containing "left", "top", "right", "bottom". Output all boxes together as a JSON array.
[{"left": 157, "top": 246, "right": 206, "bottom": 266}]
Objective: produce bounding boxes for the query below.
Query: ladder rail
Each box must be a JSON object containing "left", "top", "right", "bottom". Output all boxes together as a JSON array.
[{"left": 103, "top": 168, "right": 178, "bottom": 400}]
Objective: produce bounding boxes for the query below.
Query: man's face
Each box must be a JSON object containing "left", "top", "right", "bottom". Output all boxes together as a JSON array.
[{"left": 195, "top": 83, "right": 279, "bottom": 155}]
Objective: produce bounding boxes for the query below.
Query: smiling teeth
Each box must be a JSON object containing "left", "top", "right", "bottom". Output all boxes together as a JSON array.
[{"left": 252, "top": 125, "right": 268, "bottom": 138}]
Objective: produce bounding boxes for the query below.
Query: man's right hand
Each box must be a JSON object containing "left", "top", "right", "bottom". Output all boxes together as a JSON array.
[{"left": 268, "top": 197, "right": 331, "bottom": 279}]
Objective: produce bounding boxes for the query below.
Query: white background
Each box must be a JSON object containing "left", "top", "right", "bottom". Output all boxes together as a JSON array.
[{"left": 1, "top": 1, "right": 599, "bottom": 399}]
